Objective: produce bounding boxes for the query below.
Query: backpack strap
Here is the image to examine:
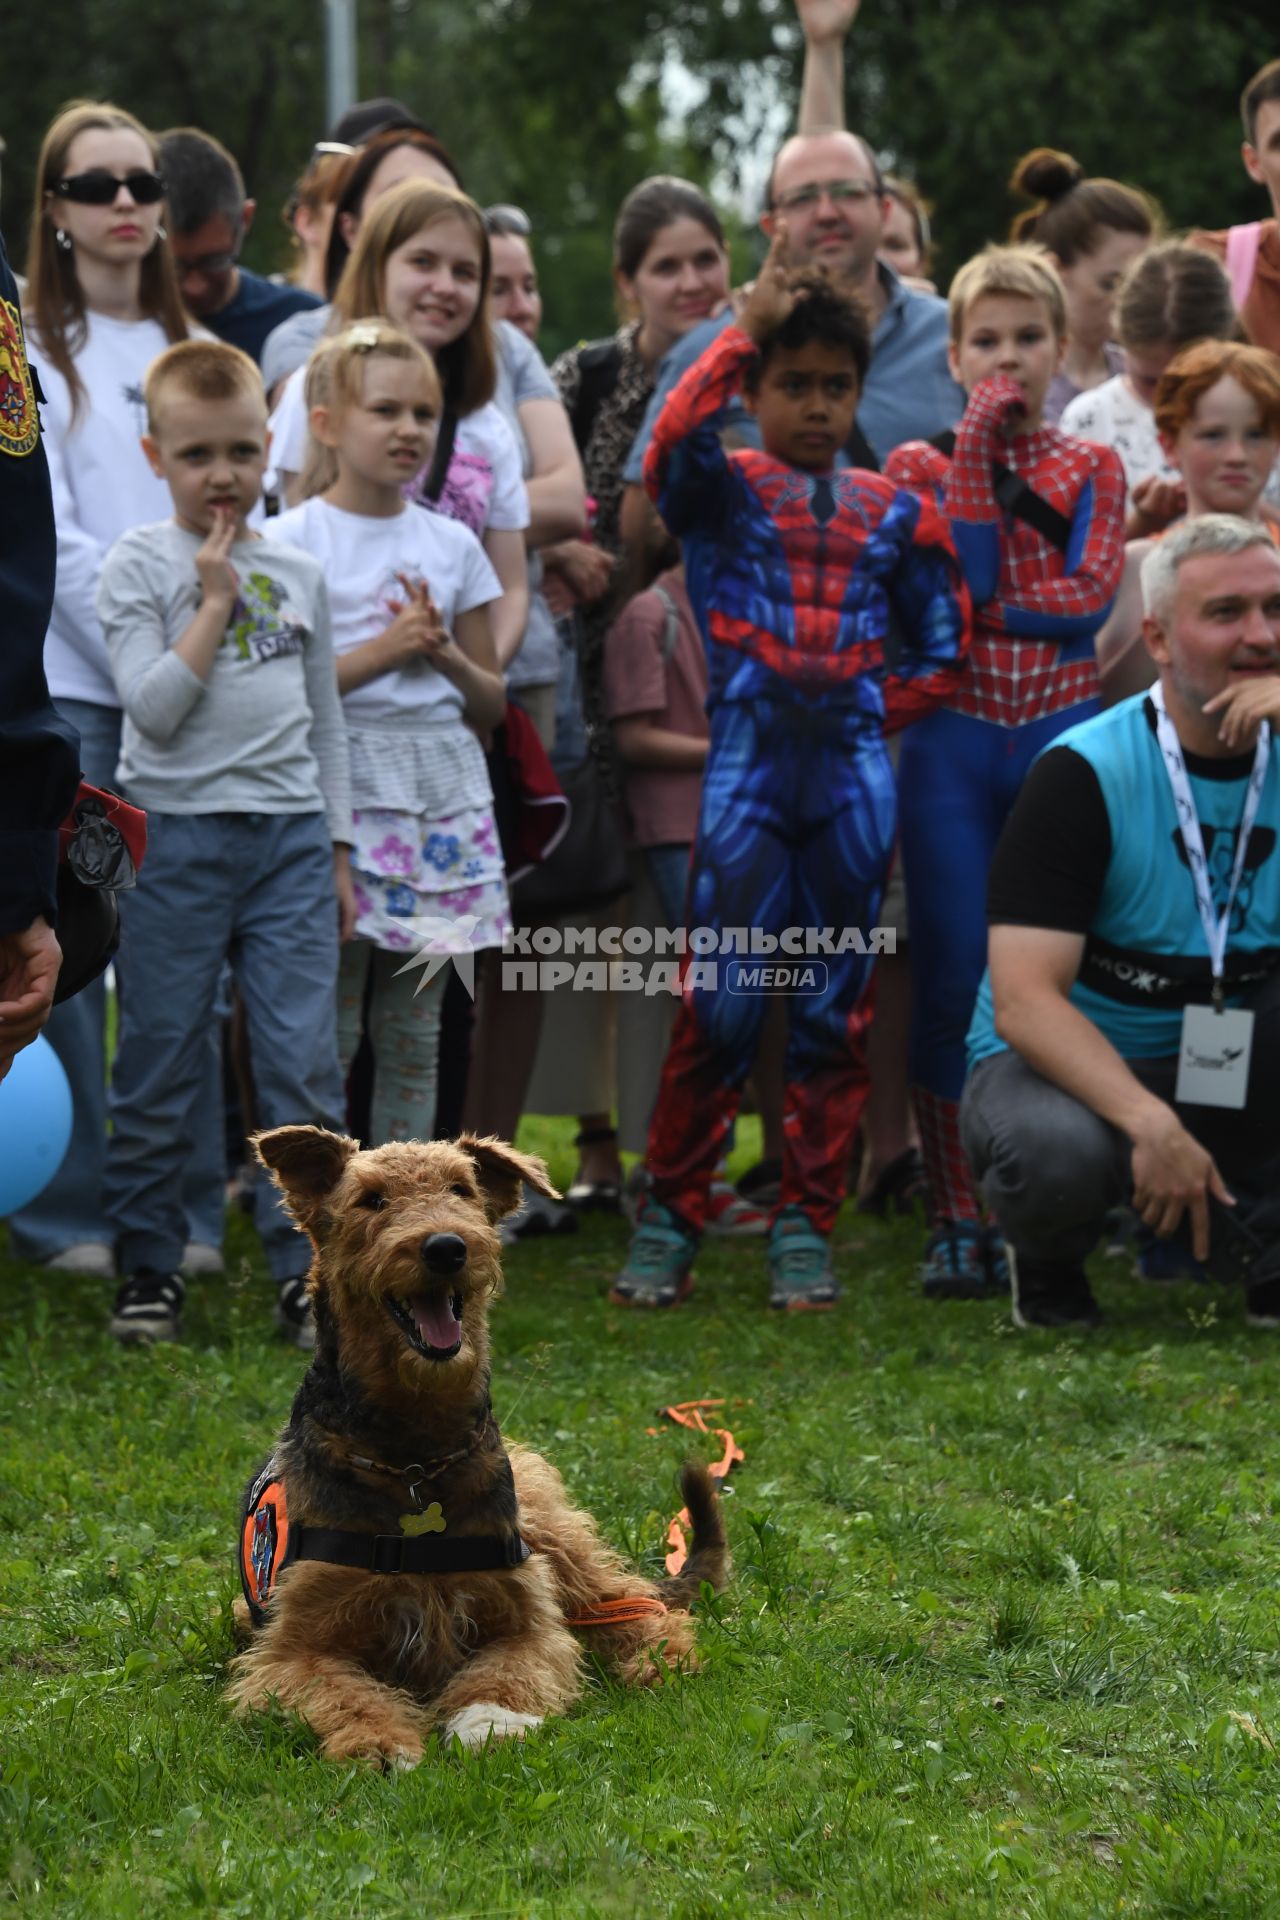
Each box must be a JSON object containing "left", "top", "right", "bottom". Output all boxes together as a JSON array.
[
  {"left": 1226, "top": 221, "right": 1264, "bottom": 313},
  {"left": 421, "top": 404, "right": 459, "bottom": 504},
  {"left": 569, "top": 338, "right": 624, "bottom": 454},
  {"left": 651, "top": 583, "right": 680, "bottom": 664},
  {"left": 932, "top": 431, "right": 1074, "bottom": 553},
  {"left": 844, "top": 418, "right": 881, "bottom": 472}
]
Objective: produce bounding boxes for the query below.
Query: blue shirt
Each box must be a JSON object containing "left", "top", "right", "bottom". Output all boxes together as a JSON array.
[
  {"left": 622, "top": 263, "right": 964, "bottom": 485},
  {"left": 208, "top": 268, "right": 323, "bottom": 367},
  {"left": 967, "top": 695, "right": 1280, "bottom": 1068}
]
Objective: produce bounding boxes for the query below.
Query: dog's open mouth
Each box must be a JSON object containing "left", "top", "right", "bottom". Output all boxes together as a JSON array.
[{"left": 385, "top": 1288, "right": 465, "bottom": 1361}]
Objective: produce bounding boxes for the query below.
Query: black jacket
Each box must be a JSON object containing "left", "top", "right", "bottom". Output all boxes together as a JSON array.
[{"left": 0, "top": 226, "right": 80, "bottom": 934}]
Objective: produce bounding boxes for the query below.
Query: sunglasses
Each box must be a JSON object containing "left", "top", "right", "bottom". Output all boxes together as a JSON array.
[{"left": 52, "top": 169, "right": 166, "bottom": 206}]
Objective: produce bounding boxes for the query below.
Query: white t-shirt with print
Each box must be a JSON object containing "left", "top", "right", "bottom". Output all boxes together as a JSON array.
[
  {"left": 1060, "top": 374, "right": 1178, "bottom": 505},
  {"left": 267, "top": 364, "right": 528, "bottom": 535},
  {"left": 272, "top": 496, "right": 501, "bottom": 726}
]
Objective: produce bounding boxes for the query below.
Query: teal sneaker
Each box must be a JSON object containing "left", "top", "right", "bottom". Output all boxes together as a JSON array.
[
  {"left": 768, "top": 1207, "right": 840, "bottom": 1311},
  {"left": 921, "top": 1220, "right": 999, "bottom": 1299},
  {"left": 609, "top": 1200, "right": 697, "bottom": 1309}
]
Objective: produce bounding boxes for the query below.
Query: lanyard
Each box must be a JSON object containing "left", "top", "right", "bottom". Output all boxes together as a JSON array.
[{"left": 1150, "top": 683, "right": 1270, "bottom": 1007}]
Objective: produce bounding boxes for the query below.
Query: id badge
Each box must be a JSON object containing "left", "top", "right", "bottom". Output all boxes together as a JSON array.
[{"left": 1175, "top": 1005, "right": 1254, "bottom": 1110}]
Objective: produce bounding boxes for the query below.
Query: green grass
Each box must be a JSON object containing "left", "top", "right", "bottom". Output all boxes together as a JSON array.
[{"left": 4, "top": 1115, "right": 1280, "bottom": 1917}]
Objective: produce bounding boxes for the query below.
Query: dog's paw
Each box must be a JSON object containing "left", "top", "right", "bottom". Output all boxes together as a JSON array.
[{"left": 444, "top": 1704, "right": 544, "bottom": 1749}]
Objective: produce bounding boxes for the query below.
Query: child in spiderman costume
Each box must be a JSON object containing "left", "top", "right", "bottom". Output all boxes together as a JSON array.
[
  {"left": 612, "top": 229, "right": 972, "bottom": 1313},
  {"left": 885, "top": 246, "right": 1127, "bottom": 1298}
]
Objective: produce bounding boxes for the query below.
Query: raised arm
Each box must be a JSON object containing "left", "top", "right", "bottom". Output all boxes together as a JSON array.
[
  {"left": 642, "top": 328, "right": 754, "bottom": 534},
  {"left": 796, "top": 0, "right": 859, "bottom": 133},
  {"left": 946, "top": 376, "right": 1126, "bottom": 639}
]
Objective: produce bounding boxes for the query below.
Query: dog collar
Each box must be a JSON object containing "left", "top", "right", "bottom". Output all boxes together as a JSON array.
[
  {"left": 240, "top": 1466, "right": 529, "bottom": 1626},
  {"left": 323, "top": 1410, "right": 493, "bottom": 1507}
]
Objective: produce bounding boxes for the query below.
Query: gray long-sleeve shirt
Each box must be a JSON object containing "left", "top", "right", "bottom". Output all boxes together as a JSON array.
[{"left": 98, "top": 522, "right": 351, "bottom": 841}]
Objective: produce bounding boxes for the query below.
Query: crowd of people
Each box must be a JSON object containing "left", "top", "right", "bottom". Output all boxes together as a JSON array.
[{"left": 4, "top": 0, "right": 1280, "bottom": 1343}]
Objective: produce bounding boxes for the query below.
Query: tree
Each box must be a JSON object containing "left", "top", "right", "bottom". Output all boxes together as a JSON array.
[{"left": 3, "top": 1, "right": 1275, "bottom": 353}]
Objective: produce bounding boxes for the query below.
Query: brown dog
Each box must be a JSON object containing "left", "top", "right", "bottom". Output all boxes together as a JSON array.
[{"left": 226, "top": 1126, "right": 729, "bottom": 1762}]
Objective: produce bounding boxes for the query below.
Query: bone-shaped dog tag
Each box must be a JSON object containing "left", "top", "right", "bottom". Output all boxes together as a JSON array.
[{"left": 400, "top": 1502, "right": 447, "bottom": 1536}]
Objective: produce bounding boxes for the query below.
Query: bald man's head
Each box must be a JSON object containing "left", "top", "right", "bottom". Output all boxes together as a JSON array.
[{"left": 761, "top": 131, "right": 890, "bottom": 290}]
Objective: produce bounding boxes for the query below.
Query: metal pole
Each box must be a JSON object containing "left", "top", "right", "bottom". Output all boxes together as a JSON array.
[{"left": 325, "top": 0, "right": 358, "bottom": 130}]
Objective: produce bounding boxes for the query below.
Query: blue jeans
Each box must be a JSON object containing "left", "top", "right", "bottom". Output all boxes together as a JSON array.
[
  {"left": 8, "top": 700, "right": 225, "bottom": 1259},
  {"left": 105, "top": 812, "right": 344, "bottom": 1282},
  {"left": 645, "top": 843, "right": 692, "bottom": 933}
]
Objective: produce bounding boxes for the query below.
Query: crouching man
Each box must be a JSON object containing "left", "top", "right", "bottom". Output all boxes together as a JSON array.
[{"left": 961, "top": 515, "right": 1280, "bottom": 1329}]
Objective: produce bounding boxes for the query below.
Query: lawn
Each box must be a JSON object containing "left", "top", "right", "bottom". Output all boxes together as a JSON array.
[{"left": 3, "top": 1115, "right": 1280, "bottom": 1918}]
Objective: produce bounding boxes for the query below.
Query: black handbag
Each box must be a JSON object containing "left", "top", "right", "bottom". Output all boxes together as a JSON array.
[{"left": 509, "top": 742, "right": 630, "bottom": 919}]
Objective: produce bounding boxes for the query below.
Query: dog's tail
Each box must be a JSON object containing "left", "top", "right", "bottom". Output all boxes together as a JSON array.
[{"left": 660, "top": 1460, "right": 730, "bottom": 1608}]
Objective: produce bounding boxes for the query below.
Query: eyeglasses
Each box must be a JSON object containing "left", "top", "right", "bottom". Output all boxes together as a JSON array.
[
  {"left": 52, "top": 168, "right": 167, "bottom": 206},
  {"left": 484, "top": 203, "right": 532, "bottom": 238},
  {"left": 176, "top": 244, "right": 241, "bottom": 277},
  {"left": 774, "top": 179, "right": 881, "bottom": 212}
]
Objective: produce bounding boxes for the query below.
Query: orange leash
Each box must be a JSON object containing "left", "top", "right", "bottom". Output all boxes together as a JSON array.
[
  {"left": 654, "top": 1399, "right": 744, "bottom": 1575},
  {"left": 564, "top": 1398, "right": 745, "bottom": 1629},
  {"left": 564, "top": 1594, "right": 670, "bottom": 1629}
]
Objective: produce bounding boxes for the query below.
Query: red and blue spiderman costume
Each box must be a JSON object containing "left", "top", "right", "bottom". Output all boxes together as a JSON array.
[
  {"left": 640, "top": 323, "right": 971, "bottom": 1236},
  {"left": 885, "top": 373, "right": 1127, "bottom": 1230}
]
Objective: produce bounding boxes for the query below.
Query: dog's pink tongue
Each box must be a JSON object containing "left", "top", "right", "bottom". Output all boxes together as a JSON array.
[{"left": 412, "top": 1288, "right": 462, "bottom": 1351}]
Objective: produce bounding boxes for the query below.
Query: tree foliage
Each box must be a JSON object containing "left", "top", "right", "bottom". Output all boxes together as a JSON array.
[{"left": 3, "top": 1, "right": 1276, "bottom": 357}]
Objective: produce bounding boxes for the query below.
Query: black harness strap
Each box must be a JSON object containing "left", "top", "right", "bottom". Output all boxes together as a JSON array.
[
  {"left": 932, "top": 430, "right": 1074, "bottom": 552},
  {"left": 291, "top": 1525, "right": 531, "bottom": 1576}
]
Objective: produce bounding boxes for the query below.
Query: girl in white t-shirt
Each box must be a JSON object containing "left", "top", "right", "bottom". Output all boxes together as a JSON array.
[
  {"left": 268, "top": 179, "right": 531, "bottom": 667},
  {"left": 14, "top": 101, "right": 212, "bottom": 1277},
  {"left": 274, "top": 322, "right": 507, "bottom": 1145},
  {"left": 1061, "top": 241, "right": 1238, "bottom": 530}
]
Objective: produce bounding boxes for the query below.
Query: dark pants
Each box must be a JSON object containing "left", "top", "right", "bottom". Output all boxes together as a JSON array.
[{"left": 960, "top": 970, "right": 1280, "bottom": 1287}]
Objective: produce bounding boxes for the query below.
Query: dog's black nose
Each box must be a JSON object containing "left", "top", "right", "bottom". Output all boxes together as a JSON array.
[{"left": 421, "top": 1232, "right": 467, "bottom": 1275}]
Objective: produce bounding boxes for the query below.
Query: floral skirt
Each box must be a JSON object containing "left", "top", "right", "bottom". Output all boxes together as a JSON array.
[{"left": 346, "top": 718, "right": 511, "bottom": 955}]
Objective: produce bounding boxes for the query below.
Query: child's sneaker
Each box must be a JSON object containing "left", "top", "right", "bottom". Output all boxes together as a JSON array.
[
  {"left": 274, "top": 1275, "right": 316, "bottom": 1351},
  {"left": 610, "top": 1200, "right": 697, "bottom": 1309},
  {"left": 1133, "top": 1227, "right": 1206, "bottom": 1284},
  {"left": 706, "top": 1177, "right": 769, "bottom": 1238},
  {"left": 110, "top": 1270, "right": 184, "bottom": 1344},
  {"left": 767, "top": 1206, "right": 840, "bottom": 1311},
  {"left": 920, "top": 1220, "right": 997, "bottom": 1299}
]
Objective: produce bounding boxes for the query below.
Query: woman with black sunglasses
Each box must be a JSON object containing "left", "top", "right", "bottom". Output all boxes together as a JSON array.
[{"left": 11, "top": 102, "right": 220, "bottom": 1284}]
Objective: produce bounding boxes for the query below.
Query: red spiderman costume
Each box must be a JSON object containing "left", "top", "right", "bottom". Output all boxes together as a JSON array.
[
  {"left": 885, "top": 372, "right": 1127, "bottom": 1290},
  {"left": 614, "top": 323, "right": 971, "bottom": 1308}
]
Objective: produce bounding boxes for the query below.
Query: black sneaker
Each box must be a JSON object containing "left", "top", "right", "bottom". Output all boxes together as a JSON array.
[
  {"left": 1245, "top": 1277, "right": 1280, "bottom": 1329},
  {"left": 274, "top": 1276, "right": 316, "bottom": 1351},
  {"left": 1007, "top": 1247, "right": 1102, "bottom": 1330},
  {"left": 110, "top": 1270, "right": 184, "bottom": 1344}
]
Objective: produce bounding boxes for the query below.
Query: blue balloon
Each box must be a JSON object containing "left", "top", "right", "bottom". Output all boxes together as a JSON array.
[{"left": 0, "top": 1035, "right": 73, "bottom": 1217}]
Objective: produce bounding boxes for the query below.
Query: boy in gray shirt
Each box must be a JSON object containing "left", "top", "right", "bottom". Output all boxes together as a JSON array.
[{"left": 98, "top": 340, "right": 353, "bottom": 1347}]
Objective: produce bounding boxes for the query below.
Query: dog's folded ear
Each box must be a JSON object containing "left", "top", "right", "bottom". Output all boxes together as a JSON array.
[
  {"left": 253, "top": 1125, "right": 359, "bottom": 1223},
  {"left": 458, "top": 1134, "right": 559, "bottom": 1222}
]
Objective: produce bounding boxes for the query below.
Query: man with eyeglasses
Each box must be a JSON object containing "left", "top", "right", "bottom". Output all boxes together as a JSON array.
[
  {"left": 158, "top": 128, "right": 322, "bottom": 366},
  {"left": 622, "top": 4, "right": 962, "bottom": 495}
]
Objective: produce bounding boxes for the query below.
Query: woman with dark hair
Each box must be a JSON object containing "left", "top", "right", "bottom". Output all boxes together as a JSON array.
[
  {"left": 517, "top": 177, "right": 730, "bottom": 1209},
  {"left": 261, "top": 128, "right": 463, "bottom": 397},
  {"left": 1009, "top": 147, "right": 1158, "bottom": 424},
  {"left": 13, "top": 100, "right": 220, "bottom": 1278}
]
